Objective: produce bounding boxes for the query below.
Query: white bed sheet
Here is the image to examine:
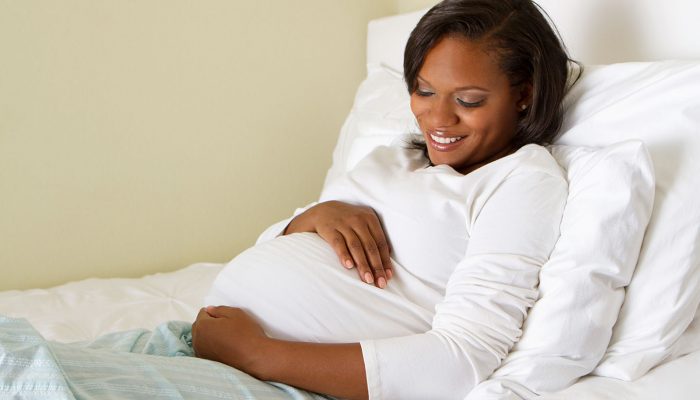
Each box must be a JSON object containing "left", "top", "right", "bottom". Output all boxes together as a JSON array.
[
  {"left": 1, "top": 263, "right": 699, "bottom": 399},
  {"left": 538, "top": 351, "right": 700, "bottom": 400},
  {"left": 0, "top": 263, "right": 222, "bottom": 343}
]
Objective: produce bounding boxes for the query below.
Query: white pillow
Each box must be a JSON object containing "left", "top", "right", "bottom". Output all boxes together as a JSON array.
[
  {"left": 465, "top": 142, "right": 655, "bottom": 398},
  {"left": 672, "top": 305, "right": 700, "bottom": 361},
  {"left": 323, "top": 65, "right": 416, "bottom": 188},
  {"left": 556, "top": 61, "right": 700, "bottom": 380}
]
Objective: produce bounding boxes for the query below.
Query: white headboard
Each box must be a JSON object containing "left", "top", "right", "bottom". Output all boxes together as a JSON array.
[
  {"left": 532, "top": 0, "right": 700, "bottom": 64},
  {"left": 367, "top": 0, "right": 700, "bottom": 72}
]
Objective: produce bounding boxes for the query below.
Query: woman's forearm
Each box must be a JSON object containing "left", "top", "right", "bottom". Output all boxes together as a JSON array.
[
  {"left": 192, "top": 307, "right": 368, "bottom": 399},
  {"left": 253, "top": 339, "right": 369, "bottom": 400}
]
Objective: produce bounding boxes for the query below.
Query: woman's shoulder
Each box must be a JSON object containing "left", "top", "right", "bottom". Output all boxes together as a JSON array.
[
  {"left": 459, "top": 144, "right": 567, "bottom": 204},
  {"left": 493, "top": 143, "right": 565, "bottom": 181}
]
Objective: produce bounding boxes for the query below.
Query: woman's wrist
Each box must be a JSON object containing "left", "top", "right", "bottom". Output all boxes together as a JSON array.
[
  {"left": 284, "top": 206, "right": 319, "bottom": 235},
  {"left": 245, "top": 336, "right": 278, "bottom": 380}
]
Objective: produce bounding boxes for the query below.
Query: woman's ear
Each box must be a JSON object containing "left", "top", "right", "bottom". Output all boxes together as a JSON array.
[{"left": 516, "top": 81, "right": 533, "bottom": 110}]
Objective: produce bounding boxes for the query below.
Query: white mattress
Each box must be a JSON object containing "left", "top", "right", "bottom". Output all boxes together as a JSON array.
[{"left": 1, "top": 263, "right": 698, "bottom": 399}]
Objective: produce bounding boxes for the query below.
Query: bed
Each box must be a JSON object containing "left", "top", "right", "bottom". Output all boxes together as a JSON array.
[{"left": 2, "top": 1, "right": 700, "bottom": 399}]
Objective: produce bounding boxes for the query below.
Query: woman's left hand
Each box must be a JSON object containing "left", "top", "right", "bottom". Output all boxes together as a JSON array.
[{"left": 191, "top": 305, "right": 270, "bottom": 377}]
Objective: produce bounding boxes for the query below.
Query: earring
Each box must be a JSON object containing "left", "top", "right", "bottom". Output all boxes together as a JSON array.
[{"left": 520, "top": 104, "right": 528, "bottom": 111}]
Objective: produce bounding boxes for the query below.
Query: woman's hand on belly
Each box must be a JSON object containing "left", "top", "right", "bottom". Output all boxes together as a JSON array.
[
  {"left": 192, "top": 305, "right": 370, "bottom": 400},
  {"left": 191, "top": 306, "right": 270, "bottom": 376},
  {"left": 284, "top": 200, "right": 394, "bottom": 289}
]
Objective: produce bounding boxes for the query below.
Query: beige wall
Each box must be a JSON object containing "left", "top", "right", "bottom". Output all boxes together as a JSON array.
[
  {"left": 395, "top": 0, "right": 437, "bottom": 13},
  {"left": 0, "top": 0, "right": 396, "bottom": 290}
]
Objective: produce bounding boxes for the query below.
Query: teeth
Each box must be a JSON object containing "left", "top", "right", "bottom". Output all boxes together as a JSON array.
[{"left": 430, "top": 133, "right": 463, "bottom": 144}]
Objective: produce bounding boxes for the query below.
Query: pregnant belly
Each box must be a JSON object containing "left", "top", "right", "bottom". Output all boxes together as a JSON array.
[{"left": 205, "top": 233, "right": 435, "bottom": 343}]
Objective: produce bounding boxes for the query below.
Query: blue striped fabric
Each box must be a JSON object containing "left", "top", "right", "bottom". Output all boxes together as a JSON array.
[{"left": 0, "top": 316, "right": 334, "bottom": 400}]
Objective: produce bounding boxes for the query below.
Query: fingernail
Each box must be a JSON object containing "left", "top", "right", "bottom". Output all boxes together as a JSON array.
[
  {"left": 344, "top": 259, "right": 354, "bottom": 269},
  {"left": 378, "top": 277, "right": 387, "bottom": 289},
  {"left": 364, "top": 272, "right": 374, "bottom": 284},
  {"left": 386, "top": 269, "right": 393, "bottom": 279}
]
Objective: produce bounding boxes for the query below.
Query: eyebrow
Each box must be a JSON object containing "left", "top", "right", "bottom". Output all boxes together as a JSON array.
[{"left": 417, "top": 75, "right": 490, "bottom": 92}]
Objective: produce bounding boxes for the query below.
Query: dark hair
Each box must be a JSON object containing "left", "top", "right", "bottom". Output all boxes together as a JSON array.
[{"left": 404, "top": 0, "right": 579, "bottom": 148}]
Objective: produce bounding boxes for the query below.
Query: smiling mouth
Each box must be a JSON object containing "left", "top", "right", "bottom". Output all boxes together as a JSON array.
[{"left": 429, "top": 133, "right": 465, "bottom": 144}]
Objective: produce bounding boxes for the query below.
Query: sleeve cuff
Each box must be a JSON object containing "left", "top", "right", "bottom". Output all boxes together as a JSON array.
[
  {"left": 360, "top": 340, "right": 382, "bottom": 400},
  {"left": 255, "top": 202, "right": 318, "bottom": 245}
]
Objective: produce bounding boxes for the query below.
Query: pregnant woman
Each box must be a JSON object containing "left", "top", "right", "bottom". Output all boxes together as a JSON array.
[{"left": 193, "top": 1, "right": 575, "bottom": 399}]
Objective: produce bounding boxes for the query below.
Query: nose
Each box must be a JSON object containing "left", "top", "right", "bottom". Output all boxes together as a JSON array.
[{"left": 426, "top": 97, "right": 459, "bottom": 128}]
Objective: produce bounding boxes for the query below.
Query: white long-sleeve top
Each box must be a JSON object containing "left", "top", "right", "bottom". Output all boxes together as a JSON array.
[{"left": 208, "top": 144, "right": 567, "bottom": 400}]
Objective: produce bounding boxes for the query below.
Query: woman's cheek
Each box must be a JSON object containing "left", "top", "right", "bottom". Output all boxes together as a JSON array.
[{"left": 410, "top": 96, "right": 429, "bottom": 130}]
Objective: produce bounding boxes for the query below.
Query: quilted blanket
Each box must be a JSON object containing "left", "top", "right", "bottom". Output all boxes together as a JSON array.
[{"left": 0, "top": 316, "right": 331, "bottom": 400}]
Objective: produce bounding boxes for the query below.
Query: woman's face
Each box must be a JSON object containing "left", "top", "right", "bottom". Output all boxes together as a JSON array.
[{"left": 410, "top": 36, "right": 531, "bottom": 174}]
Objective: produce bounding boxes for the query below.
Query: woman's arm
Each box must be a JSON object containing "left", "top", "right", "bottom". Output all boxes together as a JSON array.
[
  {"left": 358, "top": 171, "right": 568, "bottom": 400},
  {"left": 260, "top": 338, "right": 367, "bottom": 400},
  {"left": 192, "top": 306, "right": 369, "bottom": 400}
]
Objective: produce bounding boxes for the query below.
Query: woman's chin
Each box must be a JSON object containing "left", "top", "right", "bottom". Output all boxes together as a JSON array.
[{"left": 427, "top": 151, "right": 462, "bottom": 170}]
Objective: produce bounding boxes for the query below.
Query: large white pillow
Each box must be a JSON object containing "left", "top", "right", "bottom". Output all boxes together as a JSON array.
[
  {"left": 556, "top": 61, "right": 700, "bottom": 380},
  {"left": 465, "top": 142, "right": 655, "bottom": 398}
]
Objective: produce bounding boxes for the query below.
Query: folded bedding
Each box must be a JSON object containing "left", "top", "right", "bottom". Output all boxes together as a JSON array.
[{"left": 0, "top": 315, "right": 330, "bottom": 400}]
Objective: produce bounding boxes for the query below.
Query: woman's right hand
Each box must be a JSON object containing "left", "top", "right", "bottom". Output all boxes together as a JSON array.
[{"left": 284, "top": 200, "right": 393, "bottom": 289}]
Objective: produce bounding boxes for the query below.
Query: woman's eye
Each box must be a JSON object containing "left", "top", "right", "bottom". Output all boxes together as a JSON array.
[
  {"left": 415, "top": 89, "right": 433, "bottom": 97},
  {"left": 456, "top": 98, "right": 483, "bottom": 108}
]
